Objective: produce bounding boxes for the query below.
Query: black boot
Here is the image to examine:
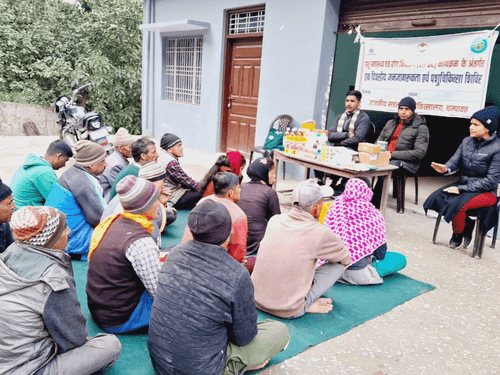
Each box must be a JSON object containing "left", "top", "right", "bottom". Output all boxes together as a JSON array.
[
  {"left": 462, "top": 218, "right": 475, "bottom": 249},
  {"left": 449, "top": 233, "right": 463, "bottom": 249}
]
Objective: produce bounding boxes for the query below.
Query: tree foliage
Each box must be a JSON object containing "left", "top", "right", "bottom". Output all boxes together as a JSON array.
[{"left": 0, "top": 0, "right": 143, "bottom": 134}]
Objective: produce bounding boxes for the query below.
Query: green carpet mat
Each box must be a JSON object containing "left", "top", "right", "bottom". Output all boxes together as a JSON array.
[{"left": 73, "top": 209, "right": 435, "bottom": 374}]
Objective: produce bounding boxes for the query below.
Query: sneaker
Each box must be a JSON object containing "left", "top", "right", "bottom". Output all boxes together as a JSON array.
[
  {"left": 462, "top": 218, "right": 475, "bottom": 249},
  {"left": 449, "top": 233, "right": 463, "bottom": 249}
]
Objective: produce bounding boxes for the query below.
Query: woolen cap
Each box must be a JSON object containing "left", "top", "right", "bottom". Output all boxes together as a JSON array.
[
  {"left": 74, "top": 140, "right": 106, "bottom": 167},
  {"left": 116, "top": 175, "right": 160, "bottom": 214},
  {"left": 160, "top": 133, "right": 181, "bottom": 151},
  {"left": 292, "top": 179, "right": 333, "bottom": 212},
  {"left": 398, "top": 97, "right": 416, "bottom": 113},
  {"left": 0, "top": 177, "right": 12, "bottom": 202},
  {"left": 471, "top": 106, "right": 500, "bottom": 133},
  {"left": 188, "top": 200, "right": 232, "bottom": 245},
  {"left": 113, "top": 127, "right": 135, "bottom": 146},
  {"left": 138, "top": 162, "right": 167, "bottom": 182},
  {"left": 10, "top": 206, "right": 67, "bottom": 249}
]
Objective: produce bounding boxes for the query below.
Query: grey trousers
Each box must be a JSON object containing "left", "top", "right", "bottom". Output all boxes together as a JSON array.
[
  {"left": 42, "top": 334, "right": 122, "bottom": 375},
  {"left": 223, "top": 320, "right": 290, "bottom": 375},
  {"left": 288, "top": 262, "right": 345, "bottom": 319}
]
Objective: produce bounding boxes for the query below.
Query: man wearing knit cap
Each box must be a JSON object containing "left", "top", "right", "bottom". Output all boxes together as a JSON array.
[
  {"left": 425, "top": 105, "right": 500, "bottom": 249},
  {"left": 109, "top": 136, "right": 159, "bottom": 200},
  {"left": 0, "top": 178, "right": 15, "bottom": 253},
  {"left": 149, "top": 200, "right": 289, "bottom": 375},
  {"left": 0, "top": 206, "right": 122, "bottom": 375},
  {"left": 252, "top": 179, "right": 351, "bottom": 319},
  {"left": 10, "top": 140, "right": 73, "bottom": 209},
  {"left": 45, "top": 140, "right": 108, "bottom": 259},
  {"left": 372, "top": 96, "right": 430, "bottom": 209},
  {"left": 87, "top": 175, "right": 161, "bottom": 334},
  {"left": 101, "top": 162, "right": 176, "bottom": 246},
  {"left": 158, "top": 132, "right": 202, "bottom": 209},
  {"left": 100, "top": 127, "right": 135, "bottom": 201}
]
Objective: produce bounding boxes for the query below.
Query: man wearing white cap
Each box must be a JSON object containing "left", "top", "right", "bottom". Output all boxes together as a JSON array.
[
  {"left": 252, "top": 179, "right": 351, "bottom": 319},
  {"left": 100, "top": 127, "right": 135, "bottom": 201}
]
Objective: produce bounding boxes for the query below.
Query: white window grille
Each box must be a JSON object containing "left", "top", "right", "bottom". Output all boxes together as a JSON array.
[
  {"left": 229, "top": 10, "right": 265, "bottom": 35},
  {"left": 164, "top": 37, "right": 203, "bottom": 105}
]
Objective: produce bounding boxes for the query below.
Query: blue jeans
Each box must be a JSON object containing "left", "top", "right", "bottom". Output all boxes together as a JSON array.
[{"left": 103, "top": 292, "right": 153, "bottom": 334}]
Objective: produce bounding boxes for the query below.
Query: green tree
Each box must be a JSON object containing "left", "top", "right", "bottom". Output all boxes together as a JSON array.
[{"left": 0, "top": 0, "right": 143, "bottom": 134}]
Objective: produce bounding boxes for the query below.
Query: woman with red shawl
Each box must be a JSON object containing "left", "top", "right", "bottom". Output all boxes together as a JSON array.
[{"left": 199, "top": 151, "right": 246, "bottom": 197}]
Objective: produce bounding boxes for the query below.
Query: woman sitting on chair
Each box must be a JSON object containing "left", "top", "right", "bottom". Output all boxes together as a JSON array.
[{"left": 424, "top": 106, "right": 500, "bottom": 249}]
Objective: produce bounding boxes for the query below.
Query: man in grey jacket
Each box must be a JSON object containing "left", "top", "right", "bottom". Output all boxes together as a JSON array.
[
  {"left": 100, "top": 127, "right": 135, "bottom": 201},
  {"left": 0, "top": 206, "right": 121, "bottom": 375}
]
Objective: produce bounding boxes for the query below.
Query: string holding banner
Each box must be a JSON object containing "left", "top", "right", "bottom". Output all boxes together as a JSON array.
[{"left": 353, "top": 26, "right": 364, "bottom": 44}]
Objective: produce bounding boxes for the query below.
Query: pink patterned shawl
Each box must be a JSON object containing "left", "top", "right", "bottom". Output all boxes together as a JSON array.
[{"left": 324, "top": 178, "right": 386, "bottom": 265}]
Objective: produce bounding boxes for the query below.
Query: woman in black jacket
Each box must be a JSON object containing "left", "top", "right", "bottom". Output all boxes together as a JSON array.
[{"left": 424, "top": 106, "right": 500, "bottom": 249}]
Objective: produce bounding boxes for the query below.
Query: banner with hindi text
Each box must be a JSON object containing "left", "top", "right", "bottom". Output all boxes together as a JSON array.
[{"left": 355, "top": 31, "right": 499, "bottom": 118}]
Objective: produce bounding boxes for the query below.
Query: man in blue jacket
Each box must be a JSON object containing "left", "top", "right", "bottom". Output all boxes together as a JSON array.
[{"left": 148, "top": 200, "right": 289, "bottom": 375}]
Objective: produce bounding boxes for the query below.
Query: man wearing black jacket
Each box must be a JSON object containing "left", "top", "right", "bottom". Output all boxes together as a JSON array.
[
  {"left": 148, "top": 200, "right": 289, "bottom": 375},
  {"left": 317, "top": 90, "right": 371, "bottom": 192}
]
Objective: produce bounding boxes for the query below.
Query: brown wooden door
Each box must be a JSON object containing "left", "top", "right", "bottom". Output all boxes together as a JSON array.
[{"left": 222, "top": 37, "right": 262, "bottom": 153}]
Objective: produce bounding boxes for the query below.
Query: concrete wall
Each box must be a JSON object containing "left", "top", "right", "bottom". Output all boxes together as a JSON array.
[
  {"left": 0, "top": 102, "right": 59, "bottom": 136},
  {"left": 142, "top": 0, "right": 340, "bottom": 159}
]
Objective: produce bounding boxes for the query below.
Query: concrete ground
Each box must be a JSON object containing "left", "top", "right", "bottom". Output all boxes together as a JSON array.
[{"left": 2, "top": 136, "right": 500, "bottom": 375}]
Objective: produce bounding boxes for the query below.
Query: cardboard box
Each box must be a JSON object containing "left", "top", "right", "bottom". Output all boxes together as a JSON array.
[
  {"left": 358, "top": 142, "right": 381, "bottom": 154},
  {"left": 359, "top": 151, "right": 391, "bottom": 166}
]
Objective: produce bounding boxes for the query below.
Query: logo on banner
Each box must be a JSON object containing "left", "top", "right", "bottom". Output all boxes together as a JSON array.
[
  {"left": 416, "top": 42, "right": 428, "bottom": 53},
  {"left": 471, "top": 38, "right": 488, "bottom": 53}
]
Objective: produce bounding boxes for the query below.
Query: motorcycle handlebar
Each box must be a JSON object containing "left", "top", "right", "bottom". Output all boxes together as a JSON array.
[{"left": 70, "top": 82, "right": 93, "bottom": 103}]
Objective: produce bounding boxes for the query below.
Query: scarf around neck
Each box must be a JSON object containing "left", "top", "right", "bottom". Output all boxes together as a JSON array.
[
  {"left": 88, "top": 212, "right": 154, "bottom": 261},
  {"left": 336, "top": 108, "right": 360, "bottom": 135},
  {"left": 324, "top": 178, "right": 386, "bottom": 264}
]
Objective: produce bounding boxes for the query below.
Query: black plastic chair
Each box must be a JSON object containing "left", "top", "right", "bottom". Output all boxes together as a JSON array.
[
  {"left": 432, "top": 206, "right": 498, "bottom": 259},
  {"left": 249, "top": 114, "right": 293, "bottom": 179},
  {"left": 392, "top": 173, "right": 419, "bottom": 213}
]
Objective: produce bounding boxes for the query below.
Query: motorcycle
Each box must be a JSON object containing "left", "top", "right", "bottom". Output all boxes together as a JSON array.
[{"left": 54, "top": 83, "right": 113, "bottom": 153}]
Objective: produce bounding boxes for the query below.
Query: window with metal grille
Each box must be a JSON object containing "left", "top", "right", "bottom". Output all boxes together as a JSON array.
[
  {"left": 164, "top": 37, "right": 203, "bottom": 105},
  {"left": 229, "top": 10, "right": 265, "bottom": 35}
]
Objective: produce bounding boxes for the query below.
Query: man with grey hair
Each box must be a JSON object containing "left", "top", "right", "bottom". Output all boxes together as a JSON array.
[
  {"left": 251, "top": 179, "right": 351, "bottom": 319},
  {"left": 100, "top": 127, "right": 135, "bottom": 201}
]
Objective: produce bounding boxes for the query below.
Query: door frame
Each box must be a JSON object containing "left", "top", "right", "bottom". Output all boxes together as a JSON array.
[{"left": 220, "top": 5, "right": 265, "bottom": 153}]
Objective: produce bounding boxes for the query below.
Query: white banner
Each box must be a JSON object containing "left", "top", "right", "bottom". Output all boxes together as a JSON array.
[{"left": 355, "top": 31, "right": 499, "bottom": 118}]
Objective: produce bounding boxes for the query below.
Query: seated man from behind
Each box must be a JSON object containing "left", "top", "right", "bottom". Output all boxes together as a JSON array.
[
  {"left": 181, "top": 172, "right": 247, "bottom": 263},
  {"left": 252, "top": 179, "right": 351, "bottom": 318},
  {"left": 87, "top": 175, "right": 161, "bottom": 334},
  {"left": 0, "top": 206, "right": 121, "bottom": 375},
  {"left": 148, "top": 200, "right": 289, "bottom": 375},
  {"left": 11, "top": 140, "right": 73, "bottom": 208},
  {"left": 0, "top": 178, "right": 15, "bottom": 253},
  {"left": 109, "top": 136, "right": 159, "bottom": 200},
  {"left": 100, "top": 127, "right": 135, "bottom": 201},
  {"left": 45, "top": 140, "right": 107, "bottom": 259}
]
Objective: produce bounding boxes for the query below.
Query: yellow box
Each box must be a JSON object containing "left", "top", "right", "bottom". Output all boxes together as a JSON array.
[
  {"left": 358, "top": 142, "right": 381, "bottom": 154},
  {"left": 301, "top": 122, "right": 316, "bottom": 131},
  {"left": 359, "top": 151, "right": 391, "bottom": 166}
]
